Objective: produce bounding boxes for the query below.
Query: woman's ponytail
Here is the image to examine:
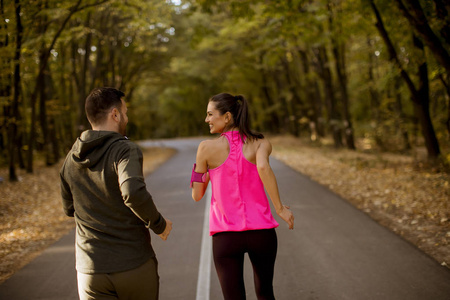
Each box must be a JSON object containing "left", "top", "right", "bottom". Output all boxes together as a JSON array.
[{"left": 209, "top": 93, "right": 263, "bottom": 141}]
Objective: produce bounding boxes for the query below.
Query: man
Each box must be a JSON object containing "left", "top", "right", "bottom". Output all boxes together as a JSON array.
[{"left": 60, "top": 87, "right": 172, "bottom": 300}]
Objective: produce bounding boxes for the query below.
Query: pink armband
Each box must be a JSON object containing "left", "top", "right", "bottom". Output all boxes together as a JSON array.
[{"left": 190, "top": 163, "right": 207, "bottom": 188}]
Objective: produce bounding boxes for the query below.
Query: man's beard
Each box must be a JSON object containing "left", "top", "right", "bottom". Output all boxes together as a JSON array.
[{"left": 119, "top": 115, "right": 127, "bottom": 136}]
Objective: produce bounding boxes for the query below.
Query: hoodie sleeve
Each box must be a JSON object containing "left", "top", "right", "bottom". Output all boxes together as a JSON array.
[
  {"left": 116, "top": 142, "right": 166, "bottom": 235},
  {"left": 60, "top": 163, "right": 75, "bottom": 217}
]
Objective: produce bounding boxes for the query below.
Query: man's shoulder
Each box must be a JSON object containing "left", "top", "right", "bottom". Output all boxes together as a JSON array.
[{"left": 113, "top": 138, "right": 143, "bottom": 157}]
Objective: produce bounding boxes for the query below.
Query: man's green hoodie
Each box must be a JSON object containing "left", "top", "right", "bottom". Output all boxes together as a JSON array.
[{"left": 60, "top": 130, "right": 166, "bottom": 274}]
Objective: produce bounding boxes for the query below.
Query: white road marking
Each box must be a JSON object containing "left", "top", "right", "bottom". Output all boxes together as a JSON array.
[{"left": 196, "top": 185, "right": 212, "bottom": 300}]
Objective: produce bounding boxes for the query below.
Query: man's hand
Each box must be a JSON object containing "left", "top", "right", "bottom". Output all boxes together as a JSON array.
[{"left": 158, "top": 218, "right": 173, "bottom": 241}]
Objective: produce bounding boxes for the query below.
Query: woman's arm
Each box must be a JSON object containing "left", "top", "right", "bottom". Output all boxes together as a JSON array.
[
  {"left": 256, "top": 139, "right": 294, "bottom": 229},
  {"left": 192, "top": 141, "right": 210, "bottom": 202}
]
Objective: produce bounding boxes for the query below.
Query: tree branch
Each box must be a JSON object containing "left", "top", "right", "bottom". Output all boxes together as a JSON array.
[
  {"left": 369, "top": 0, "right": 419, "bottom": 103},
  {"left": 76, "top": 0, "right": 110, "bottom": 12},
  {"left": 394, "top": 0, "right": 450, "bottom": 74}
]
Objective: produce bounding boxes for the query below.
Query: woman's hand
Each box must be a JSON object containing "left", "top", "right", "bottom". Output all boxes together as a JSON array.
[{"left": 277, "top": 205, "right": 294, "bottom": 230}]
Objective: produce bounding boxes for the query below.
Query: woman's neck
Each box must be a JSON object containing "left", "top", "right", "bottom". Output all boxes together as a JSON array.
[{"left": 223, "top": 126, "right": 239, "bottom": 133}]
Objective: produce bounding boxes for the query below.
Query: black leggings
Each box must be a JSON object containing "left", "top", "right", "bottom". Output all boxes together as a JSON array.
[{"left": 212, "top": 229, "right": 278, "bottom": 300}]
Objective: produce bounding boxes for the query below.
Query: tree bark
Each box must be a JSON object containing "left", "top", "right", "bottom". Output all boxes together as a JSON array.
[
  {"left": 259, "top": 54, "right": 281, "bottom": 133},
  {"left": 38, "top": 49, "right": 48, "bottom": 158},
  {"left": 299, "top": 50, "right": 325, "bottom": 139},
  {"left": 332, "top": 40, "right": 355, "bottom": 149},
  {"left": 26, "top": 0, "right": 110, "bottom": 173},
  {"left": 370, "top": 0, "right": 440, "bottom": 159},
  {"left": 315, "top": 46, "right": 343, "bottom": 148},
  {"left": 280, "top": 56, "right": 303, "bottom": 136},
  {"left": 437, "top": 73, "right": 450, "bottom": 138},
  {"left": 76, "top": 13, "right": 93, "bottom": 134},
  {"left": 432, "top": 0, "right": 450, "bottom": 45},
  {"left": 367, "top": 37, "right": 385, "bottom": 150},
  {"left": 413, "top": 35, "right": 440, "bottom": 157},
  {"left": 40, "top": 60, "right": 60, "bottom": 165},
  {"left": 394, "top": 0, "right": 450, "bottom": 75},
  {"left": 272, "top": 69, "right": 293, "bottom": 135},
  {"left": 328, "top": 0, "right": 355, "bottom": 149},
  {"left": 8, "top": 0, "right": 22, "bottom": 181},
  {"left": 393, "top": 76, "right": 411, "bottom": 151},
  {"left": 370, "top": 0, "right": 441, "bottom": 158}
]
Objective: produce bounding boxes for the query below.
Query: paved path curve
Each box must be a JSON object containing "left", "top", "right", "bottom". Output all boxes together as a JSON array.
[{"left": 1, "top": 137, "right": 449, "bottom": 299}]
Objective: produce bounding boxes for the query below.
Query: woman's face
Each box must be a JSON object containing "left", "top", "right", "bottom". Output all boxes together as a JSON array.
[{"left": 205, "top": 102, "right": 229, "bottom": 134}]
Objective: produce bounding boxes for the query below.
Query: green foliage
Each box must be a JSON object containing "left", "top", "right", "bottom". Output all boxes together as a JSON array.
[{"left": 1, "top": 0, "right": 449, "bottom": 172}]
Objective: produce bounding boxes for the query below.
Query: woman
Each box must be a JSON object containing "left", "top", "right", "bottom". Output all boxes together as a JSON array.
[{"left": 190, "top": 93, "right": 294, "bottom": 300}]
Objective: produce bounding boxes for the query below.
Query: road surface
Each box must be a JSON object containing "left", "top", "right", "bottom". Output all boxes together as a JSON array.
[{"left": 1, "top": 137, "right": 449, "bottom": 299}]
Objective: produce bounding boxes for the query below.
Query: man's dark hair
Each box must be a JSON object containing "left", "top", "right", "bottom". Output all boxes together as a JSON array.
[{"left": 85, "top": 87, "right": 125, "bottom": 125}]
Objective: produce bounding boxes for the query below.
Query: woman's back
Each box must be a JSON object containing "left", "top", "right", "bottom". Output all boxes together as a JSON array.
[
  {"left": 202, "top": 133, "right": 263, "bottom": 170},
  {"left": 207, "top": 131, "right": 279, "bottom": 236}
]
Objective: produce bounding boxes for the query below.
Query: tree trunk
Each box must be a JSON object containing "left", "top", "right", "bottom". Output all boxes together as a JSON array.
[
  {"left": 328, "top": 0, "right": 355, "bottom": 149},
  {"left": 432, "top": 0, "right": 450, "bottom": 45},
  {"left": 38, "top": 50, "right": 49, "bottom": 159},
  {"left": 0, "top": 2, "right": 6, "bottom": 160},
  {"left": 437, "top": 74, "right": 450, "bottom": 138},
  {"left": 1, "top": 1, "right": 13, "bottom": 180},
  {"left": 332, "top": 42, "right": 355, "bottom": 149},
  {"left": 77, "top": 13, "right": 92, "bottom": 134},
  {"left": 315, "top": 46, "right": 343, "bottom": 148},
  {"left": 299, "top": 50, "right": 325, "bottom": 139},
  {"left": 9, "top": 0, "right": 23, "bottom": 181},
  {"left": 272, "top": 70, "right": 293, "bottom": 135},
  {"left": 280, "top": 56, "right": 303, "bottom": 136},
  {"left": 370, "top": 0, "right": 441, "bottom": 158},
  {"left": 48, "top": 117, "right": 59, "bottom": 162},
  {"left": 259, "top": 54, "right": 281, "bottom": 133},
  {"left": 394, "top": 0, "right": 450, "bottom": 75},
  {"left": 394, "top": 76, "right": 411, "bottom": 151},
  {"left": 26, "top": 0, "right": 107, "bottom": 172},
  {"left": 58, "top": 41, "right": 74, "bottom": 148},
  {"left": 367, "top": 37, "right": 385, "bottom": 150},
  {"left": 413, "top": 35, "right": 440, "bottom": 157},
  {"left": 40, "top": 61, "right": 60, "bottom": 165}
]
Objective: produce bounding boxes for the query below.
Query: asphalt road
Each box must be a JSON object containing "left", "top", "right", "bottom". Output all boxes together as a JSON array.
[{"left": 1, "top": 137, "right": 450, "bottom": 300}]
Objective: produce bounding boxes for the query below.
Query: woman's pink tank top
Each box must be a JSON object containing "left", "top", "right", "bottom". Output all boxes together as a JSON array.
[{"left": 208, "top": 131, "right": 279, "bottom": 236}]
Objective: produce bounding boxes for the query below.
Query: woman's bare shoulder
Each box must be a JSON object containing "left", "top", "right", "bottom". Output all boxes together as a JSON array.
[
  {"left": 247, "top": 136, "right": 269, "bottom": 147},
  {"left": 199, "top": 136, "right": 226, "bottom": 152},
  {"left": 254, "top": 137, "right": 272, "bottom": 154}
]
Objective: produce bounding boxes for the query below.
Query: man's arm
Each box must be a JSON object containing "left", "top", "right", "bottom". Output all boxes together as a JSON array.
[
  {"left": 117, "top": 143, "right": 171, "bottom": 237},
  {"left": 60, "top": 164, "right": 75, "bottom": 217}
]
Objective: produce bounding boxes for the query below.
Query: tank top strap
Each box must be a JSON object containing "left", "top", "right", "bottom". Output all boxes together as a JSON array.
[{"left": 221, "top": 131, "right": 244, "bottom": 155}]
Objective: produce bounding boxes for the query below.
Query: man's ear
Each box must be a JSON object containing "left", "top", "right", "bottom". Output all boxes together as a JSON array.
[{"left": 111, "top": 107, "right": 121, "bottom": 122}]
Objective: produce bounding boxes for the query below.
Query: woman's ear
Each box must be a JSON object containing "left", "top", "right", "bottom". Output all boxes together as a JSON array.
[{"left": 225, "top": 111, "right": 232, "bottom": 123}]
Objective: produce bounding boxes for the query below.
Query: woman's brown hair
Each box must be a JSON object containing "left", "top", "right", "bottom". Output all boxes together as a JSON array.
[{"left": 209, "top": 93, "right": 264, "bottom": 141}]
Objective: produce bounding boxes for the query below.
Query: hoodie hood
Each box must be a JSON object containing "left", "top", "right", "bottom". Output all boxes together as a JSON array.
[{"left": 71, "top": 130, "right": 127, "bottom": 168}]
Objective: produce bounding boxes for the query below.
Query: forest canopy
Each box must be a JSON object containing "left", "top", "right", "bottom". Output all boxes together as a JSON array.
[{"left": 1, "top": 0, "right": 449, "bottom": 181}]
